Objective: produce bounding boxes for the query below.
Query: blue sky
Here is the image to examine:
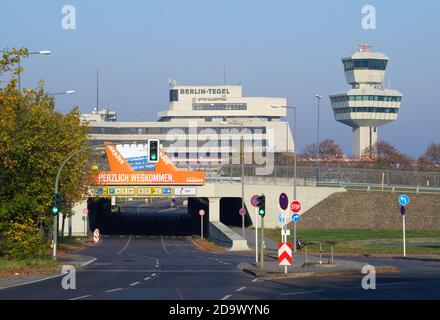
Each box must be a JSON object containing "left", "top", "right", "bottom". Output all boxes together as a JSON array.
[{"left": 1, "top": 0, "right": 439, "bottom": 156}]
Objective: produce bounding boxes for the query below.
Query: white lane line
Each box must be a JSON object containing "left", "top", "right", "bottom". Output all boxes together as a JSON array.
[
  {"left": 0, "top": 274, "right": 64, "bottom": 290},
  {"left": 281, "top": 289, "right": 323, "bottom": 296},
  {"left": 105, "top": 288, "right": 123, "bottom": 293},
  {"left": 152, "top": 273, "right": 157, "bottom": 276},
  {"left": 144, "top": 277, "right": 151, "bottom": 281},
  {"left": 221, "top": 294, "right": 232, "bottom": 300},
  {"left": 69, "top": 295, "right": 91, "bottom": 300},
  {"left": 161, "top": 236, "right": 170, "bottom": 255},
  {"left": 251, "top": 278, "right": 258, "bottom": 283},
  {"left": 176, "top": 288, "right": 184, "bottom": 300},
  {"left": 130, "top": 282, "right": 140, "bottom": 286},
  {"left": 236, "top": 286, "right": 246, "bottom": 292},
  {"left": 117, "top": 235, "right": 132, "bottom": 255},
  {"left": 80, "top": 257, "right": 97, "bottom": 267}
]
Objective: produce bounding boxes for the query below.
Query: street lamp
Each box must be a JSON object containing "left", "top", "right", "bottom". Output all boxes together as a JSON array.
[
  {"left": 221, "top": 121, "right": 246, "bottom": 239},
  {"left": 49, "top": 90, "right": 76, "bottom": 96},
  {"left": 315, "top": 95, "right": 322, "bottom": 184},
  {"left": 18, "top": 50, "right": 52, "bottom": 92},
  {"left": 271, "top": 105, "right": 298, "bottom": 252}
]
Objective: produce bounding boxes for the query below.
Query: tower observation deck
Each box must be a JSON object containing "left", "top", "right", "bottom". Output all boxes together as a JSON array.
[{"left": 330, "top": 45, "right": 403, "bottom": 157}]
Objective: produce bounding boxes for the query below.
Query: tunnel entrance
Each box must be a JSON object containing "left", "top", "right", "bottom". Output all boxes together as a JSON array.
[
  {"left": 87, "top": 197, "right": 208, "bottom": 236},
  {"left": 220, "top": 197, "right": 253, "bottom": 227}
]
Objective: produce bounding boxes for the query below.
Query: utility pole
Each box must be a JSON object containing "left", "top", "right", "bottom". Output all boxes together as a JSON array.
[{"left": 260, "top": 215, "right": 264, "bottom": 270}]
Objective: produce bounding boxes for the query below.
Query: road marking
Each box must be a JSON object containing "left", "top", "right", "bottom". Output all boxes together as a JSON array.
[
  {"left": 221, "top": 294, "right": 232, "bottom": 300},
  {"left": 152, "top": 273, "right": 157, "bottom": 276},
  {"left": 0, "top": 274, "right": 64, "bottom": 290},
  {"left": 144, "top": 277, "right": 151, "bottom": 281},
  {"left": 117, "top": 235, "right": 132, "bottom": 255},
  {"left": 130, "top": 282, "right": 140, "bottom": 286},
  {"left": 281, "top": 290, "right": 323, "bottom": 296},
  {"left": 80, "top": 257, "right": 97, "bottom": 267},
  {"left": 236, "top": 286, "right": 246, "bottom": 292},
  {"left": 176, "top": 288, "right": 184, "bottom": 300},
  {"left": 251, "top": 278, "right": 258, "bottom": 283},
  {"left": 105, "top": 288, "right": 123, "bottom": 293},
  {"left": 158, "top": 208, "right": 177, "bottom": 213},
  {"left": 161, "top": 236, "right": 170, "bottom": 255},
  {"left": 69, "top": 295, "right": 91, "bottom": 300}
]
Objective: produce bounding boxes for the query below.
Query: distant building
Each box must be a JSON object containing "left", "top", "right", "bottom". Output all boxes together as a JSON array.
[
  {"left": 80, "top": 108, "right": 117, "bottom": 123},
  {"left": 330, "top": 45, "right": 403, "bottom": 157},
  {"left": 82, "top": 81, "right": 294, "bottom": 164}
]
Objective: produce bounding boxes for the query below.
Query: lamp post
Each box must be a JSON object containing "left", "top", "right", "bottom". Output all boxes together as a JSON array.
[
  {"left": 52, "top": 143, "right": 109, "bottom": 259},
  {"left": 221, "top": 121, "right": 245, "bottom": 239},
  {"left": 271, "top": 105, "right": 298, "bottom": 251},
  {"left": 49, "top": 90, "right": 76, "bottom": 96},
  {"left": 315, "top": 95, "right": 322, "bottom": 184},
  {"left": 18, "top": 50, "right": 52, "bottom": 92}
]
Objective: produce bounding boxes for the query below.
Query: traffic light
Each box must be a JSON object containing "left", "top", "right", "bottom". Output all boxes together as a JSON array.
[
  {"left": 148, "top": 139, "right": 160, "bottom": 163},
  {"left": 257, "top": 194, "right": 266, "bottom": 217},
  {"left": 52, "top": 193, "right": 64, "bottom": 216}
]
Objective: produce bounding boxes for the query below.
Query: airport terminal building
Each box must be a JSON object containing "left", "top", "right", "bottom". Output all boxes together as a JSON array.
[{"left": 83, "top": 81, "right": 294, "bottom": 164}]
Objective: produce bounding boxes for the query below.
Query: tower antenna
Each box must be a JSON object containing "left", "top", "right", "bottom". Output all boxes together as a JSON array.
[{"left": 96, "top": 67, "right": 99, "bottom": 112}]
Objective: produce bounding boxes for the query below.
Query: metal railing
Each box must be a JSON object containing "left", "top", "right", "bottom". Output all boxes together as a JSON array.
[{"left": 198, "top": 164, "right": 440, "bottom": 194}]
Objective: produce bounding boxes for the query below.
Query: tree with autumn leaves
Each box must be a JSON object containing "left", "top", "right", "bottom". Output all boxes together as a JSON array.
[{"left": 0, "top": 48, "right": 91, "bottom": 259}]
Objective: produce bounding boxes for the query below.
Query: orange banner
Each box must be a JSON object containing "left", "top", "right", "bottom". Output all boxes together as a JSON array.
[{"left": 96, "top": 144, "right": 205, "bottom": 186}]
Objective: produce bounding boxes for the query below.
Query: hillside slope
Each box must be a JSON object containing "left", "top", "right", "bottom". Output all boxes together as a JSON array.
[{"left": 295, "top": 191, "right": 440, "bottom": 231}]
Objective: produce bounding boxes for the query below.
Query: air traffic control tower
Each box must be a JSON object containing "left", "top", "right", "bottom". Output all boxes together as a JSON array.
[{"left": 330, "top": 45, "right": 403, "bottom": 157}]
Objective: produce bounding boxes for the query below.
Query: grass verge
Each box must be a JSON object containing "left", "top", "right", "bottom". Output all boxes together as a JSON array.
[{"left": 264, "top": 228, "right": 440, "bottom": 255}]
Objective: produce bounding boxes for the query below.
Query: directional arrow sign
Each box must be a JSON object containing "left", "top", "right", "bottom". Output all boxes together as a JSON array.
[{"left": 278, "top": 242, "right": 293, "bottom": 266}]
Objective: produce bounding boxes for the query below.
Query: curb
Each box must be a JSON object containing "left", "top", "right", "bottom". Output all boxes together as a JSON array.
[{"left": 239, "top": 265, "right": 400, "bottom": 279}]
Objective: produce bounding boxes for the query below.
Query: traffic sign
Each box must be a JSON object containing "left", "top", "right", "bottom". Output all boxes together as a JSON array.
[
  {"left": 93, "top": 229, "right": 100, "bottom": 243},
  {"left": 239, "top": 207, "right": 247, "bottom": 216},
  {"left": 278, "top": 242, "right": 293, "bottom": 266},
  {"left": 399, "top": 194, "right": 409, "bottom": 206},
  {"left": 290, "top": 200, "right": 302, "bottom": 213},
  {"left": 292, "top": 213, "right": 300, "bottom": 223},
  {"left": 144, "top": 198, "right": 149, "bottom": 204},
  {"left": 277, "top": 213, "right": 285, "bottom": 223},
  {"left": 250, "top": 194, "right": 260, "bottom": 208},
  {"left": 199, "top": 209, "right": 206, "bottom": 216},
  {"left": 279, "top": 193, "right": 289, "bottom": 210},
  {"left": 83, "top": 208, "right": 89, "bottom": 215},
  {"left": 400, "top": 205, "right": 406, "bottom": 216}
]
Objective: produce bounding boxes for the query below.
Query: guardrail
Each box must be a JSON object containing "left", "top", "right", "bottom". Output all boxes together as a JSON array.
[{"left": 204, "top": 176, "right": 440, "bottom": 194}]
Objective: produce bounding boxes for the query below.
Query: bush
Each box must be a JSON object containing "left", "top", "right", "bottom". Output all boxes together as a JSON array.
[{"left": 0, "top": 222, "right": 47, "bottom": 259}]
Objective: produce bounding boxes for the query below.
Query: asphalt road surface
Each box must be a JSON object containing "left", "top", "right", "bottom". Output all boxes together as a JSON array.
[
  {"left": 1, "top": 200, "right": 440, "bottom": 300},
  {"left": 1, "top": 234, "right": 440, "bottom": 300}
]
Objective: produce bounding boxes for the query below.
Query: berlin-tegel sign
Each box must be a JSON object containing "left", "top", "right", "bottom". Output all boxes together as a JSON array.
[{"left": 94, "top": 143, "right": 205, "bottom": 195}]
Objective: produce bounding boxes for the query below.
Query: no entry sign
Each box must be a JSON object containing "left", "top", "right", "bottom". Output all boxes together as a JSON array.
[
  {"left": 290, "top": 200, "right": 302, "bottom": 213},
  {"left": 199, "top": 209, "right": 206, "bottom": 216}
]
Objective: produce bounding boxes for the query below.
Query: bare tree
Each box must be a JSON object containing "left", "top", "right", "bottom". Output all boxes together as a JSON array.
[
  {"left": 417, "top": 143, "right": 440, "bottom": 170},
  {"left": 302, "top": 139, "right": 344, "bottom": 162},
  {"left": 362, "top": 140, "right": 413, "bottom": 169}
]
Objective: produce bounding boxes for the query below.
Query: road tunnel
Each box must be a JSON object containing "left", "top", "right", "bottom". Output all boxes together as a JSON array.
[{"left": 87, "top": 197, "right": 209, "bottom": 236}]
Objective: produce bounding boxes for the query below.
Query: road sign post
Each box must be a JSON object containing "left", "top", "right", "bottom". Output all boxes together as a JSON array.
[
  {"left": 199, "top": 209, "right": 205, "bottom": 239},
  {"left": 250, "top": 194, "right": 260, "bottom": 264},
  {"left": 399, "top": 195, "right": 409, "bottom": 257},
  {"left": 290, "top": 200, "right": 302, "bottom": 253}
]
